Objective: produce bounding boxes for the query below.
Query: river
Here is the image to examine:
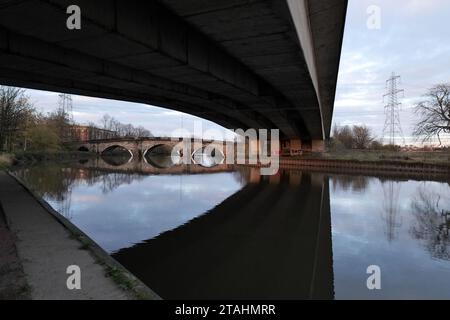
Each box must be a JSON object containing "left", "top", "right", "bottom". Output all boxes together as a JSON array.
[{"left": 12, "top": 155, "right": 450, "bottom": 299}]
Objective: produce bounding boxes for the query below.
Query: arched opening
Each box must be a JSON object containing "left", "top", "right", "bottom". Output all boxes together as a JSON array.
[
  {"left": 144, "top": 144, "right": 174, "bottom": 156},
  {"left": 100, "top": 145, "right": 133, "bottom": 166},
  {"left": 144, "top": 144, "right": 180, "bottom": 168},
  {"left": 78, "top": 146, "right": 89, "bottom": 152},
  {"left": 192, "top": 146, "right": 225, "bottom": 167}
]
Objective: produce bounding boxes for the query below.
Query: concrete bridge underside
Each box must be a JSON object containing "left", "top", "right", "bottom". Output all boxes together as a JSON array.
[{"left": 0, "top": 0, "right": 347, "bottom": 150}]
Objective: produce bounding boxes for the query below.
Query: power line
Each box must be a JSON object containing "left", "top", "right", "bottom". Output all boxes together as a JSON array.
[{"left": 382, "top": 72, "right": 405, "bottom": 145}]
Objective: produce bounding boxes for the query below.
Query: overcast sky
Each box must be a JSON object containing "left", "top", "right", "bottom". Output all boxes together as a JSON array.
[
  {"left": 23, "top": 0, "right": 450, "bottom": 145},
  {"left": 335, "top": 0, "right": 450, "bottom": 145}
]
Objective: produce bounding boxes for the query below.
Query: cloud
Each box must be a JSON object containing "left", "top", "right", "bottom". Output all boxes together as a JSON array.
[
  {"left": 26, "top": 88, "right": 232, "bottom": 138},
  {"left": 333, "top": 0, "right": 450, "bottom": 144}
]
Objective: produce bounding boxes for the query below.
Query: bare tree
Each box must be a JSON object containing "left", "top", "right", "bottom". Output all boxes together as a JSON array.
[
  {"left": 0, "top": 86, "right": 35, "bottom": 151},
  {"left": 413, "top": 84, "right": 450, "bottom": 144},
  {"left": 46, "top": 108, "right": 71, "bottom": 142},
  {"left": 98, "top": 113, "right": 153, "bottom": 138},
  {"left": 332, "top": 124, "right": 375, "bottom": 149},
  {"left": 352, "top": 125, "right": 374, "bottom": 149},
  {"left": 332, "top": 125, "right": 354, "bottom": 149},
  {"left": 410, "top": 186, "right": 450, "bottom": 261},
  {"left": 135, "top": 126, "right": 152, "bottom": 137},
  {"left": 100, "top": 114, "right": 113, "bottom": 131}
]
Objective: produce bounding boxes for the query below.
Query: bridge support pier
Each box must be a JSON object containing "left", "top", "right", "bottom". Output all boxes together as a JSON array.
[
  {"left": 281, "top": 138, "right": 326, "bottom": 155},
  {"left": 300, "top": 139, "right": 326, "bottom": 153},
  {"left": 281, "top": 139, "right": 302, "bottom": 156},
  {"left": 289, "top": 139, "right": 302, "bottom": 156},
  {"left": 311, "top": 140, "right": 325, "bottom": 152}
]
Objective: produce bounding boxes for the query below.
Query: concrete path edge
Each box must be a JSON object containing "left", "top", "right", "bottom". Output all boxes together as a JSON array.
[{"left": 7, "top": 170, "right": 162, "bottom": 300}]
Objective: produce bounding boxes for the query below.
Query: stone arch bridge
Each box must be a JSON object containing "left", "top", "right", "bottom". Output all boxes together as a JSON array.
[{"left": 70, "top": 137, "right": 228, "bottom": 159}]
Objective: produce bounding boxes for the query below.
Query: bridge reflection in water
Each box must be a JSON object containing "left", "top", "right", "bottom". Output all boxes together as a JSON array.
[
  {"left": 112, "top": 169, "right": 333, "bottom": 300},
  {"left": 12, "top": 157, "right": 450, "bottom": 299},
  {"left": 92, "top": 153, "right": 235, "bottom": 174},
  {"left": 13, "top": 156, "right": 334, "bottom": 299}
]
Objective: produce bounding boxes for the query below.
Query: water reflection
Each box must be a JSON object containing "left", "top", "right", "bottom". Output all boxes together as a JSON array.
[
  {"left": 411, "top": 186, "right": 450, "bottom": 260},
  {"left": 144, "top": 154, "right": 181, "bottom": 168},
  {"left": 331, "top": 175, "right": 370, "bottom": 193},
  {"left": 192, "top": 147, "right": 225, "bottom": 167},
  {"left": 12, "top": 159, "right": 450, "bottom": 299},
  {"left": 101, "top": 155, "right": 132, "bottom": 166},
  {"left": 113, "top": 171, "right": 333, "bottom": 299},
  {"left": 380, "top": 181, "right": 403, "bottom": 242}
]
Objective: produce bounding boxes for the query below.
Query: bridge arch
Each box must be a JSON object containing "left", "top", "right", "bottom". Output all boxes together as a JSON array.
[
  {"left": 143, "top": 143, "right": 181, "bottom": 168},
  {"left": 78, "top": 146, "right": 90, "bottom": 152},
  {"left": 101, "top": 145, "right": 134, "bottom": 160},
  {"left": 192, "top": 145, "right": 225, "bottom": 167},
  {"left": 143, "top": 144, "right": 176, "bottom": 157},
  {"left": 143, "top": 154, "right": 180, "bottom": 169}
]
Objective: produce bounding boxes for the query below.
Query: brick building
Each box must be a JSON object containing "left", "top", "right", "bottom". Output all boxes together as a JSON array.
[{"left": 68, "top": 125, "right": 116, "bottom": 142}]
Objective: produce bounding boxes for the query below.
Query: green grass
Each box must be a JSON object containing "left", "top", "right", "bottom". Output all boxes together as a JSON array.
[
  {"left": 290, "top": 149, "right": 450, "bottom": 166},
  {"left": 70, "top": 231, "right": 151, "bottom": 299},
  {"left": 104, "top": 266, "right": 138, "bottom": 291}
]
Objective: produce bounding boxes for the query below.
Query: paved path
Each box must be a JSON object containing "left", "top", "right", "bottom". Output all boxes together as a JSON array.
[
  {"left": 0, "top": 172, "right": 131, "bottom": 300},
  {"left": 0, "top": 204, "right": 29, "bottom": 299}
]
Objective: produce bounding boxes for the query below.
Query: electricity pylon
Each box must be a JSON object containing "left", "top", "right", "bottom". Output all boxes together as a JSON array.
[
  {"left": 382, "top": 72, "right": 405, "bottom": 145},
  {"left": 58, "top": 93, "right": 74, "bottom": 124},
  {"left": 381, "top": 180, "right": 402, "bottom": 242}
]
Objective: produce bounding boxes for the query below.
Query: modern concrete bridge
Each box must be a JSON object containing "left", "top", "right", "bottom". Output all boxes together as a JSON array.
[{"left": 0, "top": 0, "right": 347, "bottom": 153}]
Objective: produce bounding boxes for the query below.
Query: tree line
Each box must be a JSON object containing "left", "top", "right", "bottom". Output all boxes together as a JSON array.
[
  {"left": 0, "top": 86, "right": 64, "bottom": 152},
  {"left": 98, "top": 114, "right": 152, "bottom": 138},
  {"left": 0, "top": 86, "right": 153, "bottom": 153},
  {"left": 331, "top": 124, "right": 384, "bottom": 150},
  {"left": 1, "top": 83, "right": 449, "bottom": 153},
  {"left": 332, "top": 83, "right": 450, "bottom": 149}
]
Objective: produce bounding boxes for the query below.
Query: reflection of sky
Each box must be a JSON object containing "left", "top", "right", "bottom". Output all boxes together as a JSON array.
[
  {"left": 45, "top": 173, "right": 244, "bottom": 253},
  {"left": 331, "top": 178, "right": 450, "bottom": 299},
  {"left": 35, "top": 166, "right": 450, "bottom": 299}
]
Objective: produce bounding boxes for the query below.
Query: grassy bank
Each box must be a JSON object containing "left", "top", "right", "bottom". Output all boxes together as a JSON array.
[
  {"left": 291, "top": 149, "right": 450, "bottom": 166},
  {"left": 10, "top": 151, "right": 97, "bottom": 166},
  {"left": 0, "top": 151, "right": 98, "bottom": 170}
]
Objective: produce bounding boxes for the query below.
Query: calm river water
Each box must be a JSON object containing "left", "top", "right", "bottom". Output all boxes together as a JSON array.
[{"left": 12, "top": 156, "right": 450, "bottom": 299}]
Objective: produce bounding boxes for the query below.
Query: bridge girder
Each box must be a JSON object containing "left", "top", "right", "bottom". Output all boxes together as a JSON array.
[{"left": 0, "top": 0, "right": 347, "bottom": 140}]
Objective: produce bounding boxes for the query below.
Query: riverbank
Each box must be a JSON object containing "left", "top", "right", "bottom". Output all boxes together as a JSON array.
[
  {"left": 274, "top": 150, "right": 450, "bottom": 174},
  {"left": 0, "top": 171, "right": 160, "bottom": 300},
  {"left": 296, "top": 149, "right": 450, "bottom": 164},
  {"left": 0, "top": 151, "right": 97, "bottom": 169},
  {"left": 4, "top": 149, "right": 450, "bottom": 177},
  {"left": 12, "top": 151, "right": 97, "bottom": 165}
]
